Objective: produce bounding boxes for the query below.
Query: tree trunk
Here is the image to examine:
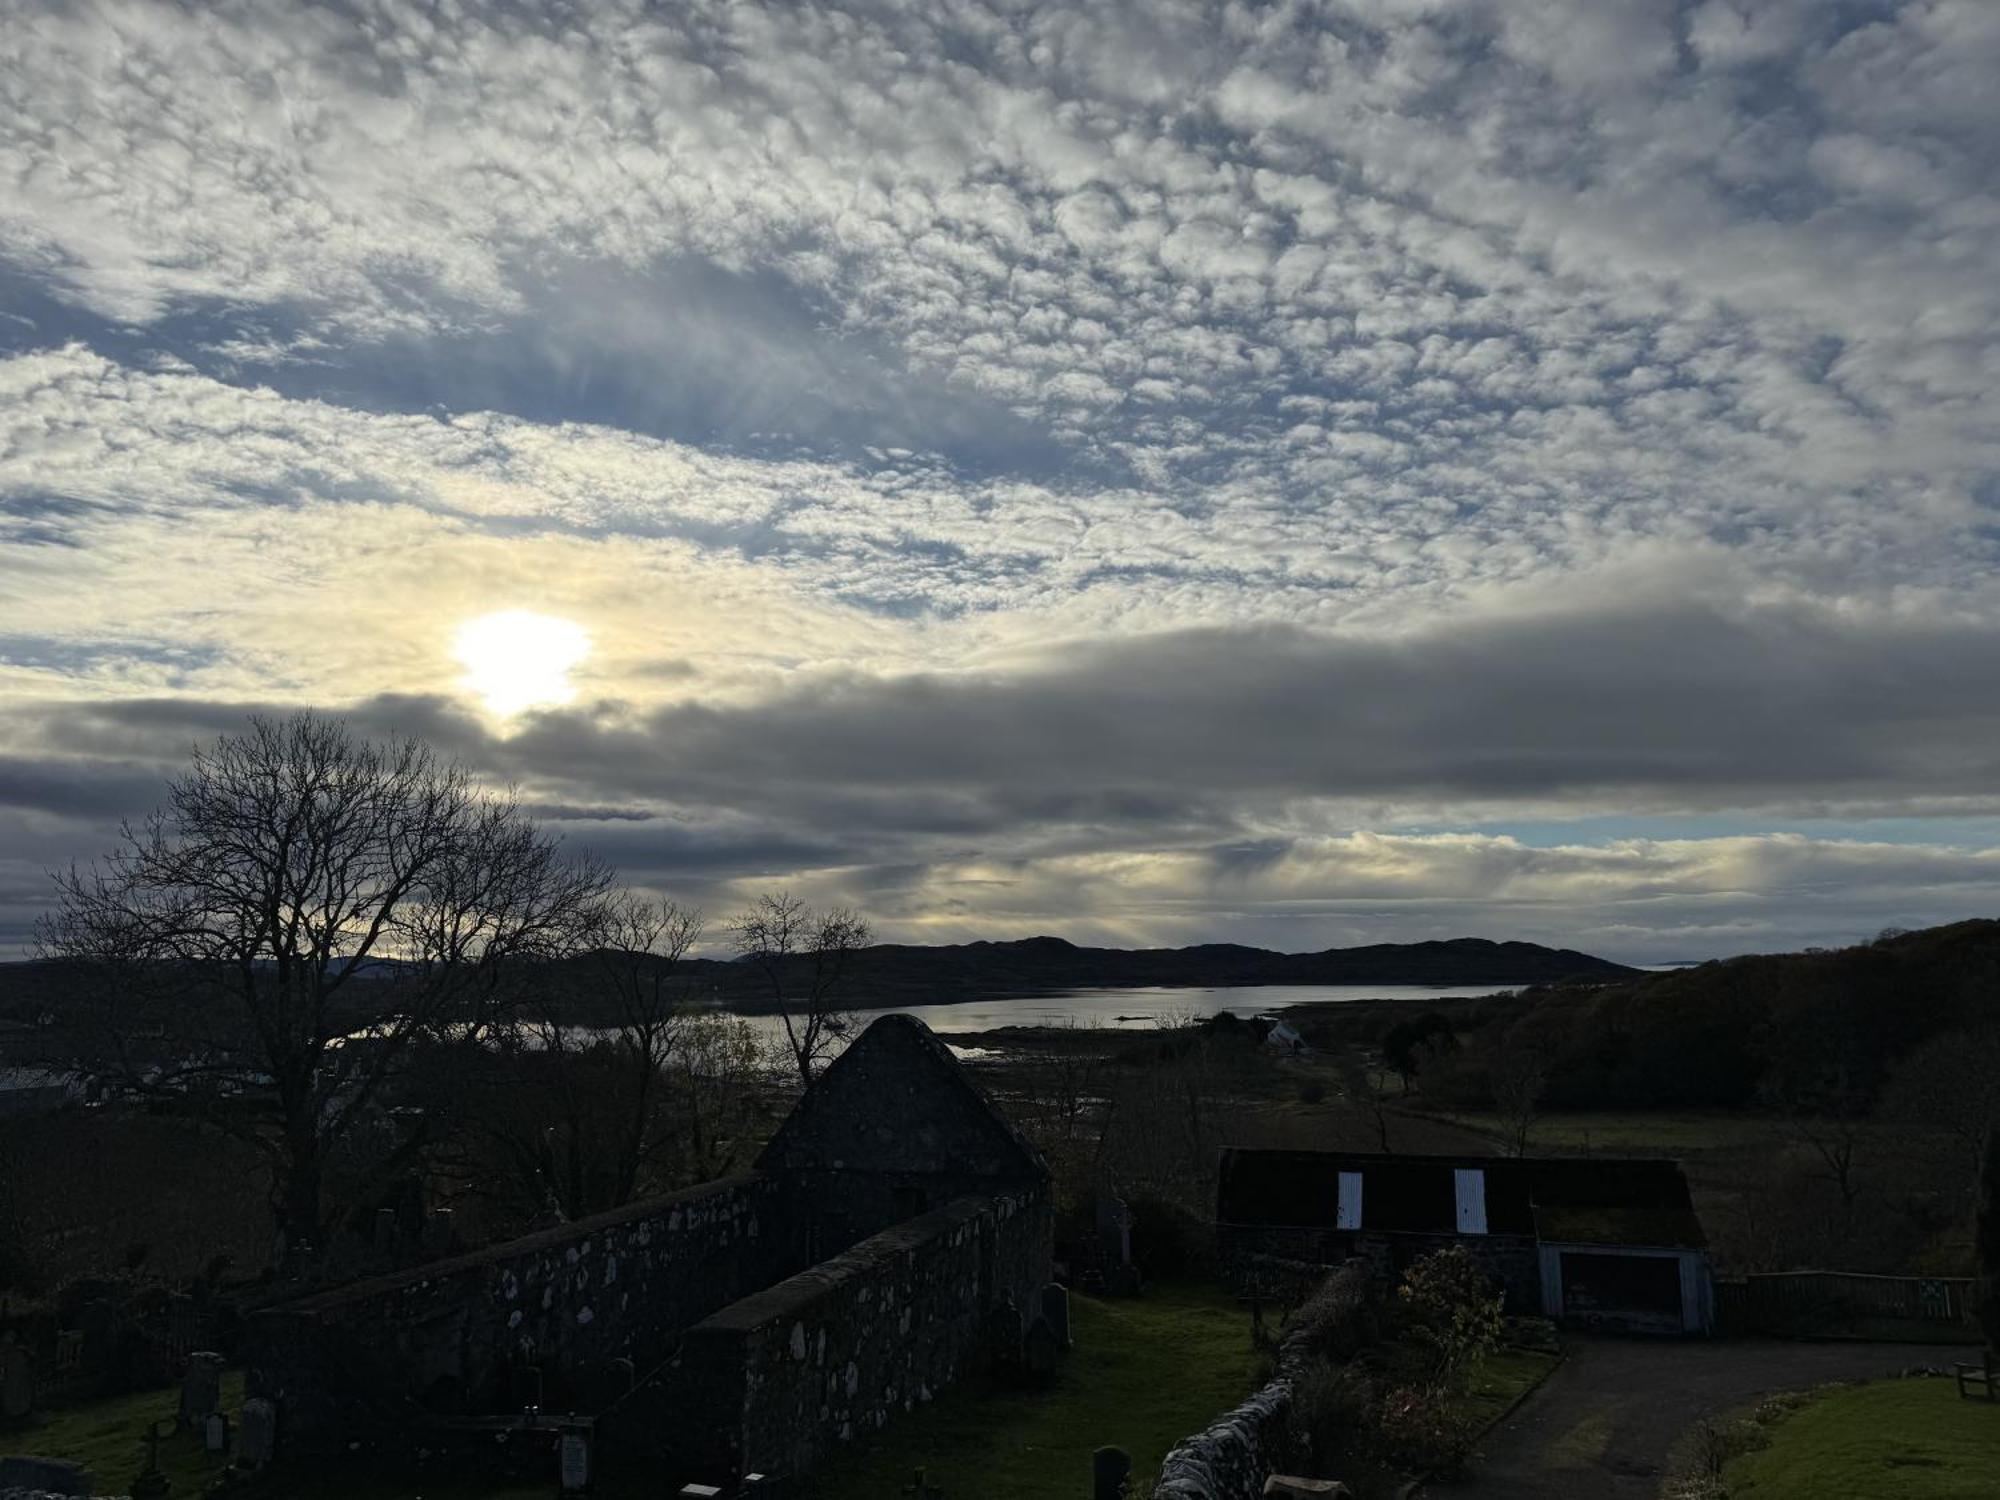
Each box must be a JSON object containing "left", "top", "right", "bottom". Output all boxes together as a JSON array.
[
  {"left": 1978, "top": 1125, "right": 2000, "bottom": 1369},
  {"left": 278, "top": 1150, "right": 323, "bottom": 1265}
]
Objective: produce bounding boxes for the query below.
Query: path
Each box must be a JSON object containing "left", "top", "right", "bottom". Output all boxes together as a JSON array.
[{"left": 1422, "top": 1335, "right": 1946, "bottom": 1500}]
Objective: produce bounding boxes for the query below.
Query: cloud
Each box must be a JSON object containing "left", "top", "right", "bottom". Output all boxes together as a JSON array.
[{"left": 2, "top": 1, "right": 1997, "bottom": 959}]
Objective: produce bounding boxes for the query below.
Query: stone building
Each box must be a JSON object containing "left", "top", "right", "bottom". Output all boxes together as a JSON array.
[
  {"left": 244, "top": 1014, "right": 1053, "bottom": 1487},
  {"left": 1217, "top": 1148, "right": 1712, "bottom": 1334}
]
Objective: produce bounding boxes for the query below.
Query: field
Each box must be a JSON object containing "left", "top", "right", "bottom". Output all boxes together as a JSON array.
[
  {"left": 1722, "top": 1377, "right": 2000, "bottom": 1499},
  {"left": 811, "top": 1281, "right": 1263, "bottom": 1498}
]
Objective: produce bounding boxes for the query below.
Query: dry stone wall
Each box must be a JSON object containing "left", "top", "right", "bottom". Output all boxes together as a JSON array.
[
  {"left": 668, "top": 1188, "right": 1052, "bottom": 1485},
  {"left": 246, "top": 1173, "right": 799, "bottom": 1448},
  {"left": 1152, "top": 1260, "right": 1375, "bottom": 1500}
]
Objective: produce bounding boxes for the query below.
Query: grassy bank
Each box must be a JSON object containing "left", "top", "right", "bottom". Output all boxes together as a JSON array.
[
  {"left": 1722, "top": 1377, "right": 2000, "bottom": 1499},
  {"left": 810, "top": 1281, "right": 1262, "bottom": 1499}
]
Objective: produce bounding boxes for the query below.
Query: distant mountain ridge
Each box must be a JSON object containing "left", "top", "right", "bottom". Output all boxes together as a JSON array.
[
  {"left": 673, "top": 933, "right": 1638, "bottom": 1008},
  {"left": 0, "top": 935, "right": 1638, "bottom": 1020}
]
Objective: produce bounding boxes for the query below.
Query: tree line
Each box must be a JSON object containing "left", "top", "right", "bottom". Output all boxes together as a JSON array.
[{"left": 26, "top": 713, "right": 871, "bottom": 1265}]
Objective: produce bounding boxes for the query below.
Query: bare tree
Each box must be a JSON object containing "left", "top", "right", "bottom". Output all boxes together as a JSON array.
[
  {"left": 729, "top": 892, "right": 871, "bottom": 1087},
  {"left": 1882, "top": 1026, "right": 2000, "bottom": 1178},
  {"left": 1491, "top": 1031, "right": 1553, "bottom": 1157},
  {"left": 34, "top": 714, "right": 611, "bottom": 1257},
  {"left": 1759, "top": 1015, "right": 1874, "bottom": 1235},
  {"left": 587, "top": 894, "right": 706, "bottom": 1205}
]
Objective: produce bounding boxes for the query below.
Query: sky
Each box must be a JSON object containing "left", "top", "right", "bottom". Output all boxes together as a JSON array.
[{"left": 2, "top": 0, "right": 1998, "bottom": 964}]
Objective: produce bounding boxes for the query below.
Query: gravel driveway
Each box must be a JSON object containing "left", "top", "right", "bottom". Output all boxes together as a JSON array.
[{"left": 1420, "top": 1335, "right": 1948, "bottom": 1500}]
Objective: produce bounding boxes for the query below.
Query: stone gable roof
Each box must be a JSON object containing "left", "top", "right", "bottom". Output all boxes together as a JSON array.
[{"left": 756, "top": 1014, "right": 1047, "bottom": 1184}]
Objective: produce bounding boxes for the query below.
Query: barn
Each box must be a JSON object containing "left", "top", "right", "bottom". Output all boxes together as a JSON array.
[{"left": 1216, "top": 1148, "right": 1713, "bottom": 1335}]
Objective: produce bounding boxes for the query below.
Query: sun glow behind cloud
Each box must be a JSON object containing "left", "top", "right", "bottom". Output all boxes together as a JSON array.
[{"left": 452, "top": 610, "right": 590, "bottom": 719}]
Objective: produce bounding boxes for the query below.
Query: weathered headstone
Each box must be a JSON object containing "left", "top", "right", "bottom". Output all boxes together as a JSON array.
[
  {"left": 1023, "top": 1316, "right": 1060, "bottom": 1382},
  {"left": 205, "top": 1409, "right": 231, "bottom": 1455},
  {"left": 1263, "top": 1478, "right": 1353, "bottom": 1499},
  {"left": 373, "top": 1206, "right": 399, "bottom": 1251},
  {"left": 238, "top": 1395, "right": 278, "bottom": 1467},
  {"left": 180, "top": 1349, "right": 224, "bottom": 1426},
  {"left": 1092, "top": 1444, "right": 1131, "bottom": 1500},
  {"left": 425, "top": 1206, "right": 456, "bottom": 1254},
  {"left": 0, "top": 1332, "right": 33, "bottom": 1419},
  {"left": 0, "top": 1455, "right": 91, "bottom": 1495},
  {"left": 131, "top": 1418, "right": 172, "bottom": 1499},
  {"left": 557, "top": 1423, "right": 591, "bottom": 1493},
  {"left": 1039, "top": 1282, "right": 1071, "bottom": 1350}
]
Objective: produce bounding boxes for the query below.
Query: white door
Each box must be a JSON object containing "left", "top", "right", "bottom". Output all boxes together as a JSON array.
[
  {"left": 1336, "top": 1171, "right": 1363, "bottom": 1230},
  {"left": 1453, "top": 1168, "right": 1488, "bottom": 1235}
]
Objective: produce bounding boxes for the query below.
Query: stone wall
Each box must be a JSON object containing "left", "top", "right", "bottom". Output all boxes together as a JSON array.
[
  {"left": 1152, "top": 1260, "right": 1375, "bottom": 1500},
  {"left": 245, "top": 1173, "right": 800, "bottom": 1449},
  {"left": 664, "top": 1187, "right": 1052, "bottom": 1485},
  {"left": 1347, "top": 1232, "right": 1541, "bottom": 1314},
  {"left": 1152, "top": 1380, "right": 1293, "bottom": 1500},
  {"left": 1223, "top": 1226, "right": 1541, "bottom": 1315}
]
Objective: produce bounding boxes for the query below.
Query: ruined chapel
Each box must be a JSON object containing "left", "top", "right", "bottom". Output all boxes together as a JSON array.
[{"left": 244, "top": 1013, "right": 1054, "bottom": 1488}]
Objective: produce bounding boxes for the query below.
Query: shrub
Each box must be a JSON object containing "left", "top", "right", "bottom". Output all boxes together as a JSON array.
[
  {"left": 1282, "top": 1259, "right": 1378, "bottom": 1361},
  {"left": 1287, "top": 1356, "right": 1372, "bottom": 1473},
  {"left": 1376, "top": 1382, "right": 1478, "bottom": 1474},
  {"left": 1395, "top": 1246, "right": 1504, "bottom": 1395}
]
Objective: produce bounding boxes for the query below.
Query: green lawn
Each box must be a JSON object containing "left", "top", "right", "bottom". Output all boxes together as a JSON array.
[
  {"left": 13, "top": 1372, "right": 248, "bottom": 1497},
  {"left": 1456, "top": 1347, "right": 1562, "bottom": 1432},
  {"left": 809, "top": 1282, "right": 1264, "bottom": 1499},
  {"left": 14, "top": 1371, "right": 541, "bottom": 1500},
  {"left": 1723, "top": 1377, "right": 2000, "bottom": 1499}
]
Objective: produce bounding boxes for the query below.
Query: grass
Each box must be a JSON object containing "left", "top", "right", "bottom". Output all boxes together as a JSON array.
[
  {"left": 1416, "top": 1107, "right": 1777, "bottom": 1155},
  {"left": 12, "top": 1370, "right": 542, "bottom": 1500},
  {"left": 1722, "top": 1377, "right": 2000, "bottom": 1499},
  {"left": 808, "top": 1281, "right": 1263, "bottom": 1499},
  {"left": 10, "top": 1372, "right": 248, "bottom": 1497},
  {"left": 12, "top": 1285, "right": 1258, "bottom": 1500},
  {"left": 1454, "top": 1346, "right": 1562, "bottom": 1434}
]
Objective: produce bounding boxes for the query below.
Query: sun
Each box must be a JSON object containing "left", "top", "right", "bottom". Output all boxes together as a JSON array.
[{"left": 452, "top": 610, "right": 590, "bottom": 717}]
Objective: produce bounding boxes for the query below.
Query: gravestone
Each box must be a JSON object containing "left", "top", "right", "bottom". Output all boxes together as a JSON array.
[
  {"left": 180, "top": 1349, "right": 224, "bottom": 1426},
  {"left": 1022, "top": 1317, "right": 1060, "bottom": 1382},
  {"left": 1092, "top": 1445, "right": 1131, "bottom": 1500},
  {"left": 1263, "top": 1479, "right": 1353, "bottom": 1499},
  {"left": 239, "top": 1396, "right": 278, "bottom": 1467},
  {"left": 205, "top": 1410, "right": 231, "bottom": 1455},
  {"left": 0, "top": 1455, "right": 91, "bottom": 1495},
  {"left": 78, "top": 1298, "right": 127, "bottom": 1389},
  {"left": 1039, "top": 1283, "right": 1071, "bottom": 1350},
  {"left": 131, "top": 1420, "right": 172, "bottom": 1499},
  {"left": 0, "top": 1333, "right": 33, "bottom": 1419},
  {"left": 557, "top": 1423, "right": 591, "bottom": 1493}
]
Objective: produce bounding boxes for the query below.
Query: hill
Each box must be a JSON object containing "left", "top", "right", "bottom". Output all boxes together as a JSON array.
[
  {"left": 670, "top": 933, "right": 1635, "bottom": 1010},
  {"left": 1481, "top": 919, "right": 2000, "bottom": 1110}
]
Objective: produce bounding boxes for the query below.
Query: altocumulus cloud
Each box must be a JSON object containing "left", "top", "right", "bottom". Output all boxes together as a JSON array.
[{"left": 1, "top": 0, "right": 1998, "bottom": 958}]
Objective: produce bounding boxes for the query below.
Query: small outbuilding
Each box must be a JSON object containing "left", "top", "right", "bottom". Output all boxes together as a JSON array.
[{"left": 1217, "top": 1148, "right": 1713, "bottom": 1335}]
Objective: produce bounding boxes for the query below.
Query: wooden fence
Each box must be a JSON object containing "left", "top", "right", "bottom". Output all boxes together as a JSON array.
[{"left": 1715, "top": 1270, "right": 1978, "bottom": 1335}]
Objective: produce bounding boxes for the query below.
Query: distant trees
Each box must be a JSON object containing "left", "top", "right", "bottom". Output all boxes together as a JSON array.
[
  {"left": 35, "top": 714, "right": 611, "bottom": 1257},
  {"left": 1881, "top": 1026, "right": 2000, "bottom": 1177},
  {"left": 1382, "top": 1011, "right": 1457, "bottom": 1093},
  {"left": 730, "top": 892, "right": 871, "bottom": 1087},
  {"left": 447, "top": 893, "right": 736, "bottom": 1225}
]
